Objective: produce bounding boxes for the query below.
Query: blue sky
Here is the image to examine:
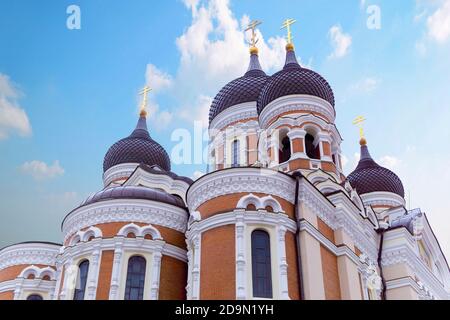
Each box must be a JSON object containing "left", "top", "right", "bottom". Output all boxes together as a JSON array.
[{"left": 1, "top": 0, "right": 450, "bottom": 257}]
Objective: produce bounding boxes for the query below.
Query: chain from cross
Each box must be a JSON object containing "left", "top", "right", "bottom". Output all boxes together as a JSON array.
[
  {"left": 245, "top": 20, "right": 262, "bottom": 48},
  {"left": 281, "top": 18, "right": 297, "bottom": 44}
]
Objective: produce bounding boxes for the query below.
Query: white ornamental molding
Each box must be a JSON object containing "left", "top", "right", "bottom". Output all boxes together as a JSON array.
[
  {"left": 298, "top": 179, "right": 379, "bottom": 261},
  {"left": 0, "top": 243, "right": 60, "bottom": 270},
  {"left": 209, "top": 102, "right": 259, "bottom": 133},
  {"left": 259, "top": 95, "right": 336, "bottom": 129},
  {"left": 103, "top": 163, "right": 140, "bottom": 187},
  {"left": 381, "top": 237, "right": 448, "bottom": 300},
  {"left": 187, "top": 167, "right": 295, "bottom": 212},
  {"left": 62, "top": 199, "right": 188, "bottom": 243},
  {"left": 268, "top": 113, "right": 342, "bottom": 145},
  {"left": 361, "top": 192, "right": 406, "bottom": 208}
]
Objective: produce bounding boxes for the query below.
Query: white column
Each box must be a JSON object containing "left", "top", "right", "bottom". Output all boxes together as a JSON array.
[
  {"left": 86, "top": 245, "right": 101, "bottom": 300},
  {"left": 277, "top": 225, "right": 290, "bottom": 299},
  {"left": 235, "top": 210, "right": 247, "bottom": 300},
  {"left": 191, "top": 235, "right": 201, "bottom": 300},
  {"left": 150, "top": 249, "right": 163, "bottom": 300},
  {"left": 109, "top": 239, "right": 124, "bottom": 300}
]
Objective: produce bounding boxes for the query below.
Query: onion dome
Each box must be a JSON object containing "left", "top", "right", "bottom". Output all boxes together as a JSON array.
[
  {"left": 103, "top": 114, "right": 171, "bottom": 173},
  {"left": 209, "top": 49, "right": 269, "bottom": 124},
  {"left": 347, "top": 139, "right": 405, "bottom": 198},
  {"left": 257, "top": 46, "right": 335, "bottom": 114},
  {"left": 79, "top": 185, "right": 185, "bottom": 208}
]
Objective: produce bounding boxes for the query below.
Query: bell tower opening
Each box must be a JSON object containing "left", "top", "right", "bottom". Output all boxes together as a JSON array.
[{"left": 305, "top": 132, "right": 320, "bottom": 160}]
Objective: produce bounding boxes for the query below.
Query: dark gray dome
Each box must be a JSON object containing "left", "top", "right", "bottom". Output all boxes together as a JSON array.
[
  {"left": 209, "top": 53, "right": 268, "bottom": 124},
  {"left": 347, "top": 142, "right": 405, "bottom": 198},
  {"left": 103, "top": 116, "right": 171, "bottom": 173},
  {"left": 257, "top": 49, "right": 335, "bottom": 114},
  {"left": 80, "top": 185, "right": 185, "bottom": 208}
]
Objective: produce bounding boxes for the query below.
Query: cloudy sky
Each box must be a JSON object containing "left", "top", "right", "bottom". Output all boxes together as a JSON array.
[{"left": 0, "top": 0, "right": 450, "bottom": 258}]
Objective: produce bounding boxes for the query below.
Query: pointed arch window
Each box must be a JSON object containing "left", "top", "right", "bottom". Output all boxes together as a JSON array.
[
  {"left": 251, "top": 230, "right": 273, "bottom": 298},
  {"left": 73, "top": 260, "right": 89, "bottom": 300},
  {"left": 232, "top": 139, "right": 240, "bottom": 167},
  {"left": 124, "top": 256, "right": 147, "bottom": 300},
  {"left": 27, "top": 294, "right": 43, "bottom": 300}
]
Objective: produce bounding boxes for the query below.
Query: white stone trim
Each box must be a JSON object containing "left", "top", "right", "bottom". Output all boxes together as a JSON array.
[
  {"left": 123, "top": 167, "right": 190, "bottom": 203},
  {"left": 236, "top": 193, "right": 284, "bottom": 213},
  {"left": 361, "top": 192, "right": 406, "bottom": 208},
  {"left": 62, "top": 199, "right": 188, "bottom": 243},
  {"left": 117, "top": 223, "right": 162, "bottom": 240},
  {"left": 209, "top": 102, "right": 258, "bottom": 132},
  {"left": 187, "top": 167, "right": 295, "bottom": 212},
  {"left": 382, "top": 228, "right": 448, "bottom": 300},
  {"left": 19, "top": 265, "right": 56, "bottom": 280},
  {"left": 103, "top": 163, "right": 139, "bottom": 187},
  {"left": 0, "top": 278, "right": 57, "bottom": 300},
  {"left": 259, "top": 95, "right": 336, "bottom": 129},
  {"left": 0, "top": 243, "right": 60, "bottom": 270}
]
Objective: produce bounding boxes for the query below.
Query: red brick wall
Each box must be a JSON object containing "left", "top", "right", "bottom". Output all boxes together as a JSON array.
[
  {"left": 0, "top": 291, "right": 14, "bottom": 300},
  {"left": 159, "top": 255, "right": 187, "bottom": 300},
  {"left": 200, "top": 225, "right": 235, "bottom": 299},
  {"left": 318, "top": 218, "right": 335, "bottom": 243},
  {"left": 285, "top": 231, "right": 300, "bottom": 300},
  {"left": 96, "top": 250, "right": 114, "bottom": 300},
  {"left": 320, "top": 245, "right": 341, "bottom": 300}
]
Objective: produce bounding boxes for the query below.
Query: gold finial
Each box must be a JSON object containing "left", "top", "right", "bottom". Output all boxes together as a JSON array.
[
  {"left": 139, "top": 85, "right": 152, "bottom": 117},
  {"left": 281, "top": 18, "right": 297, "bottom": 50},
  {"left": 352, "top": 115, "right": 367, "bottom": 145},
  {"left": 245, "top": 20, "right": 262, "bottom": 54}
]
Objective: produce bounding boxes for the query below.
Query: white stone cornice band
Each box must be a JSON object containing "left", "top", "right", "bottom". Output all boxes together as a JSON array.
[
  {"left": 62, "top": 199, "right": 188, "bottom": 243},
  {"left": 0, "top": 243, "right": 60, "bottom": 270},
  {"left": 209, "top": 102, "right": 258, "bottom": 132},
  {"left": 259, "top": 95, "right": 336, "bottom": 129},
  {"left": 187, "top": 167, "right": 295, "bottom": 212}
]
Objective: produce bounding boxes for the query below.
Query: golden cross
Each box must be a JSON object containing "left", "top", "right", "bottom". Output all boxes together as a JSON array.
[
  {"left": 139, "top": 85, "right": 152, "bottom": 114},
  {"left": 281, "top": 18, "right": 297, "bottom": 44},
  {"left": 245, "top": 20, "right": 262, "bottom": 48},
  {"left": 352, "top": 115, "right": 366, "bottom": 139}
]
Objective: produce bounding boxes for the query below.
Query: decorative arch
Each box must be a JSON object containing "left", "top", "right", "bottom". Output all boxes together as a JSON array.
[
  {"left": 237, "top": 194, "right": 284, "bottom": 213},
  {"left": 20, "top": 265, "right": 56, "bottom": 280},
  {"left": 117, "top": 223, "right": 162, "bottom": 240}
]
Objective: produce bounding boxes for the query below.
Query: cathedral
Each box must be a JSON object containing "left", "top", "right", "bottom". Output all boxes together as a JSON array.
[{"left": 0, "top": 20, "right": 449, "bottom": 301}]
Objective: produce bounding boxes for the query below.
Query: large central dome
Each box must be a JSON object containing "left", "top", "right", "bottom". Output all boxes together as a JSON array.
[
  {"left": 103, "top": 115, "right": 171, "bottom": 173},
  {"left": 257, "top": 49, "right": 335, "bottom": 114},
  {"left": 209, "top": 51, "right": 269, "bottom": 124}
]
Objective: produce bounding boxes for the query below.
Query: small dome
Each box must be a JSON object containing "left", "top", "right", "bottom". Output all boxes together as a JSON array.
[
  {"left": 257, "top": 49, "right": 335, "bottom": 114},
  {"left": 80, "top": 185, "right": 185, "bottom": 208},
  {"left": 103, "top": 116, "right": 171, "bottom": 173},
  {"left": 347, "top": 142, "right": 405, "bottom": 198},
  {"left": 209, "top": 53, "right": 268, "bottom": 124}
]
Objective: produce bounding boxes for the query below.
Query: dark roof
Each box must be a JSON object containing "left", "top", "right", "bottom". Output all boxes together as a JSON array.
[
  {"left": 347, "top": 143, "right": 405, "bottom": 197},
  {"left": 79, "top": 185, "right": 186, "bottom": 208},
  {"left": 257, "top": 49, "right": 335, "bottom": 114},
  {"left": 0, "top": 241, "right": 62, "bottom": 252},
  {"left": 209, "top": 53, "right": 268, "bottom": 124},
  {"left": 138, "top": 163, "right": 194, "bottom": 185},
  {"left": 103, "top": 116, "right": 171, "bottom": 173}
]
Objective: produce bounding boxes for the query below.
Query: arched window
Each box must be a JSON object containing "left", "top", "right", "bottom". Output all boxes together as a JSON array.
[
  {"left": 73, "top": 260, "right": 89, "bottom": 300},
  {"left": 305, "top": 133, "right": 320, "bottom": 160},
  {"left": 27, "top": 294, "right": 43, "bottom": 300},
  {"left": 125, "top": 256, "right": 147, "bottom": 300},
  {"left": 231, "top": 139, "right": 240, "bottom": 167},
  {"left": 279, "top": 136, "right": 291, "bottom": 163},
  {"left": 251, "top": 230, "right": 273, "bottom": 298}
]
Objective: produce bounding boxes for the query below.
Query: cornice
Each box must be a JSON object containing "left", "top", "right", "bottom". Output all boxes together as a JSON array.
[{"left": 0, "top": 243, "right": 60, "bottom": 270}]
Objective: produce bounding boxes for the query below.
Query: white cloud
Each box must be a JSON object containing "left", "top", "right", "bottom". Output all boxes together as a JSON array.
[
  {"left": 341, "top": 154, "right": 349, "bottom": 169},
  {"left": 145, "top": 64, "right": 172, "bottom": 93},
  {"left": 427, "top": 0, "right": 450, "bottom": 43},
  {"left": 378, "top": 155, "right": 401, "bottom": 170},
  {"left": 20, "top": 160, "right": 64, "bottom": 180},
  {"left": 328, "top": 25, "right": 352, "bottom": 59},
  {"left": 147, "top": 101, "right": 174, "bottom": 131},
  {"left": 0, "top": 73, "right": 32, "bottom": 140},
  {"left": 178, "top": 95, "right": 212, "bottom": 127},
  {"left": 350, "top": 77, "right": 381, "bottom": 93}
]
